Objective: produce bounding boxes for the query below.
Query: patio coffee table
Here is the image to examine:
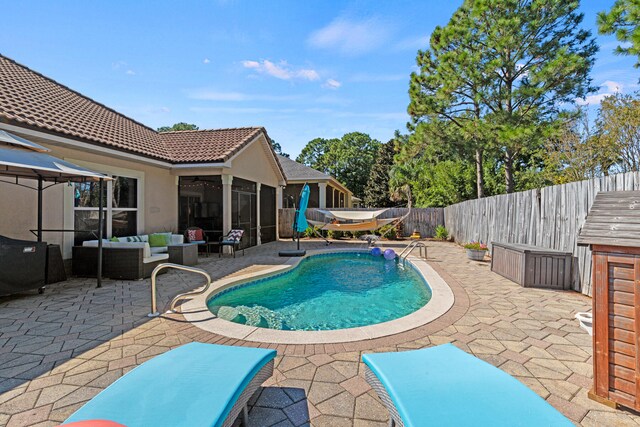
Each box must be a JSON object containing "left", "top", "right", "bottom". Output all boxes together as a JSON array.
[{"left": 168, "top": 243, "right": 198, "bottom": 266}]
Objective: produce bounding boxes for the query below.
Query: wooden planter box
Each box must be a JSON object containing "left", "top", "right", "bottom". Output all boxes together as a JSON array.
[{"left": 490, "top": 242, "right": 572, "bottom": 290}]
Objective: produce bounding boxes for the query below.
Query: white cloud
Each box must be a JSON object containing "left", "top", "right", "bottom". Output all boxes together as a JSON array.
[
  {"left": 112, "top": 61, "right": 136, "bottom": 75},
  {"left": 349, "top": 73, "right": 406, "bottom": 83},
  {"left": 308, "top": 17, "right": 391, "bottom": 55},
  {"left": 190, "top": 106, "right": 292, "bottom": 114},
  {"left": 602, "top": 80, "right": 623, "bottom": 93},
  {"left": 188, "top": 89, "right": 302, "bottom": 102},
  {"left": 111, "top": 60, "right": 126, "bottom": 70},
  {"left": 395, "top": 34, "right": 430, "bottom": 51},
  {"left": 241, "top": 59, "right": 320, "bottom": 81},
  {"left": 575, "top": 80, "right": 623, "bottom": 106},
  {"left": 203, "top": 58, "right": 211, "bottom": 64},
  {"left": 323, "top": 79, "right": 342, "bottom": 89}
]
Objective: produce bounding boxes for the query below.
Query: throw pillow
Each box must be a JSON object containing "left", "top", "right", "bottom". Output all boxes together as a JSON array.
[
  {"left": 109, "top": 236, "right": 119, "bottom": 242},
  {"left": 149, "top": 234, "right": 168, "bottom": 247},
  {"left": 187, "top": 229, "right": 204, "bottom": 242}
]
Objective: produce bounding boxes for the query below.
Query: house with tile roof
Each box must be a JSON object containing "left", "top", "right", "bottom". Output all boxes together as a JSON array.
[
  {"left": 277, "top": 155, "right": 357, "bottom": 209},
  {"left": 0, "top": 54, "right": 287, "bottom": 257}
]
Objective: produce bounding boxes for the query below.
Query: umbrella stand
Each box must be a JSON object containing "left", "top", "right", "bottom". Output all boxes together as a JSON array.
[
  {"left": 279, "top": 184, "right": 308, "bottom": 257},
  {"left": 97, "top": 178, "right": 104, "bottom": 288},
  {"left": 37, "top": 177, "right": 43, "bottom": 242}
]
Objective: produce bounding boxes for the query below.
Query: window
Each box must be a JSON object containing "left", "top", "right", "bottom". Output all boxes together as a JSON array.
[{"left": 74, "top": 176, "right": 139, "bottom": 245}]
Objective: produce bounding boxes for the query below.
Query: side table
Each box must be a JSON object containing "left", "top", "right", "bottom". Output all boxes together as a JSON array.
[{"left": 168, "top": 243, "right": 198, "bottom": 266}]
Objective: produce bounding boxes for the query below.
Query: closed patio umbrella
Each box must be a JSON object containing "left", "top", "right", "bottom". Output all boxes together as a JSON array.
[
  {"left": 0, "top": 129, "right": 112, "bottom": 287},
  {"left": 293, "top": 184, "right": 310, "bottom": 251}
]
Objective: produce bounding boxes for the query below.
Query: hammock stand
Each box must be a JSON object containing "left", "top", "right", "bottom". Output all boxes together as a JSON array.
[{"left": 307, "top": 197, "right": 412, "bottom": 245}]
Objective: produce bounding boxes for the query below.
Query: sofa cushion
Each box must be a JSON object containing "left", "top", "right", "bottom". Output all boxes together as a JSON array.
[
  {"left": 143, "top": 253, "right": 169, "bottom": 264},
  {"left": 150, "top": 246, "right": 168, "bottom": 254},
  {"left": 170, "top": 234, "right": 184, "bottom": 245},
  {"left": 149, "top": 234, "right": 169, "bottom": 247}
]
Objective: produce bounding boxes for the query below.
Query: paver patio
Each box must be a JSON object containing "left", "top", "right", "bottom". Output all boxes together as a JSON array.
[{"left": 0, "top": 239, "right": 638, "bottom": 426}]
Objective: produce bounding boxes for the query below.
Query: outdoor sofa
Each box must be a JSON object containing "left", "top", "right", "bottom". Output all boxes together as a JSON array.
[
  {"left": 63, "top": 342, "right": 276, "bottom": 427},
  {"left": 72, "top": 233, "right": 183, "bottom": 280}
]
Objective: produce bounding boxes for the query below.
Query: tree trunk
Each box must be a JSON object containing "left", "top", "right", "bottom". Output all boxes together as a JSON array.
[
  {"left": 475, "top": 148, "right": 484, "bottom": 198},
  {"left": 505, "top": 149, "right": 515, "bottom": 193}
]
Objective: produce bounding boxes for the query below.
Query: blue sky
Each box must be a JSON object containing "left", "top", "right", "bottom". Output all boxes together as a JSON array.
[{"left": 1, "top": 1, "right": 638, "bottom": 158}]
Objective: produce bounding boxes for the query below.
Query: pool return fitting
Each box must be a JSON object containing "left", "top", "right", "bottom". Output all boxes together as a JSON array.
[{"left": 148, "top": 263, "right": 212, "bottom": 317}]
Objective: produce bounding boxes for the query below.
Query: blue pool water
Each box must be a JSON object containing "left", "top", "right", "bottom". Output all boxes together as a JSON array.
[{"left": 207, "top": 252, "right": 432, "bottom": 331}]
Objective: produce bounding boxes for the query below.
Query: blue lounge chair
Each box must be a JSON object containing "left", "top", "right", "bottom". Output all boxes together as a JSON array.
[
  {"left": 63, "top": 343, "right": 276, "bottom": 427},
  {"left": 362, "top": 344, "right": 572, "bottom": 427}
]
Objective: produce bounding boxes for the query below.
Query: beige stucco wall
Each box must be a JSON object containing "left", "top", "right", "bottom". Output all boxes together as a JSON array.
[
  {"left": 0, "top": 129, "right": 283, "bottom": 258},
  {"left": 0, "top": 135, "right": 177, "bottom": 259}
]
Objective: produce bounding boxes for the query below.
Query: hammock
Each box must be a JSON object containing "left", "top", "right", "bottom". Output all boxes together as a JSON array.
[
  {"left": 307, "top": 217, "right": 397, "bottom": 232},
  {"left": 315, "top": 209, "right": 389, "bottom": 221},
  {"left": 306, "top": 187, "right": 412, "bottom": 239}
]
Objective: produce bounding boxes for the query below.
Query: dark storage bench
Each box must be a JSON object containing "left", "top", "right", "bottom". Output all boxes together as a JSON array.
[{"left": 491, "top": 242, "right": 572, "bottom": 290}]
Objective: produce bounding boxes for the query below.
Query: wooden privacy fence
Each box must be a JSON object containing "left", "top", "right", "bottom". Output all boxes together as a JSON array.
[
  {"left": 279, "top": 208, "right": 444, "bottom": 239},
  {"left": 445, "top": 170, "right": 640, "bottom": 296}
]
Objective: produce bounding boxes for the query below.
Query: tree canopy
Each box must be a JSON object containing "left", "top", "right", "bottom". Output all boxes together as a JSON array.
[
  {"left": 270, "top": 139, "right": 290, "bottom": 158},
  {"left": 409, "top": 0, "right": 597, "bottom": 194},
  {"left": 296, "top": 132, "right": 381, "bottom": 199},
  {"left": 364, "top": 138, "right": 397, "bottom": 207},
  {"left": 157, "top": 122, "right": 199, "bottom": 132},
  {"left": 598, "top": 0, "right": 640, "bottom": 68}
]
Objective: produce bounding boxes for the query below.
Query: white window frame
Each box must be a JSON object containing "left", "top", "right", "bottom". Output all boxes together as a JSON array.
[{"left": 63, "top": 161, "right": 144, "bottom": 258}]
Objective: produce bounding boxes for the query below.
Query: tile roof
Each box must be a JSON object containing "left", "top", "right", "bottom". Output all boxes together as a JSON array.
[
  {"left": 0, "top": 54, "right": 268, "bottom": 164},
  {"left": 160, "top": 128, "right": 262, "bottom": 163},
  {"left": 278, "top": 155, "right": 332, "bottom": 181}
]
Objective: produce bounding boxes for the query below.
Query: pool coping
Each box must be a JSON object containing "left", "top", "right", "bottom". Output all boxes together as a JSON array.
[{"left": 180, "top": 248, "right": 455, "bottom": 344}]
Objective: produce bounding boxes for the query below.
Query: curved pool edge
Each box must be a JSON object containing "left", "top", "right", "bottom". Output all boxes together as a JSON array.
[{"left": 180, "top": 248, "right": 455, "bottom": 344}]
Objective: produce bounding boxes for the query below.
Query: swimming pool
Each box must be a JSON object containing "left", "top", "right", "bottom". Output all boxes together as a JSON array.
[{"left": 207, "top": 252, "right": 432, "bottom": 331}]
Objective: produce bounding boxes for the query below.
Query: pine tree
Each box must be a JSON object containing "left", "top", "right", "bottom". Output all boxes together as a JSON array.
[{"left": 363, "top": 140, "right": 396, "bottom": 207}]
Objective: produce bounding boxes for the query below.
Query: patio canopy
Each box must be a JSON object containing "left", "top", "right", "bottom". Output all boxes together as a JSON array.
[
  {"left": 0, "top": 129, "right": 111, "bottom": 286},
  {"left": 0, "top": 130, "right": 108, "bottom": 182}
]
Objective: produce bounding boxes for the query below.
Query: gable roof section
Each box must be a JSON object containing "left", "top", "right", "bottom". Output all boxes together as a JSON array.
[
  {"left": 161, "top": 127, "right": 262, "bottom": 163},
  {"left": 278, "top": 155, "right": 331, "bottom": 181},
  {"left": 0, "top": 54, "right": 278, "bottom": 167},
  {"left": 278, "top": 155, "right": 351, "bottom": 194}
]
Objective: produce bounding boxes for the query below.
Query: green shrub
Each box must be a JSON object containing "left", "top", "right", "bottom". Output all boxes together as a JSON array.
[
  {"left": 434, "top": 225, "right": 449, "bottom": 240},
  {"left": 327, "top": 230, "right": 344, "bottom": 239},
  {"left": 351, "top": 230, "right": 368, "bottom": 239},
  {"left": 376, "top": 224, "right": 400, "bottom": 240},
  {"left": 463, "top": 241, "right": 488, "bottom": 250},
  {"left": 304, "top": 226, "right": 318, "bottom": 238}
]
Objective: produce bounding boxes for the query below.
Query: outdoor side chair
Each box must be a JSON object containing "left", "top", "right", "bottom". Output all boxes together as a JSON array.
[
  {"left": 64, "top": 342, "right": 276, "bottom": 427},
  {"left": 219, "top": 229, "right": 244, "bottom": 258},
  {"left": 184, "top": 226, "right": 209, "bottom": 257}
]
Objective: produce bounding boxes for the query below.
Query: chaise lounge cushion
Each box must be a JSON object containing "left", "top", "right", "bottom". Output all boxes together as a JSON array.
[
  {"left": 64, "top": 343, "right": 276, "bottom": 427},
  {"left": 363, "top": 344, "right": 571, "bottom": 426}
]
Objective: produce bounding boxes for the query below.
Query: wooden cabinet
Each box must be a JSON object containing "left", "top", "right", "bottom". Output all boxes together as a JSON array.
[{"left": 591, "top": 245, "right": 640, "bottom": 410}]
